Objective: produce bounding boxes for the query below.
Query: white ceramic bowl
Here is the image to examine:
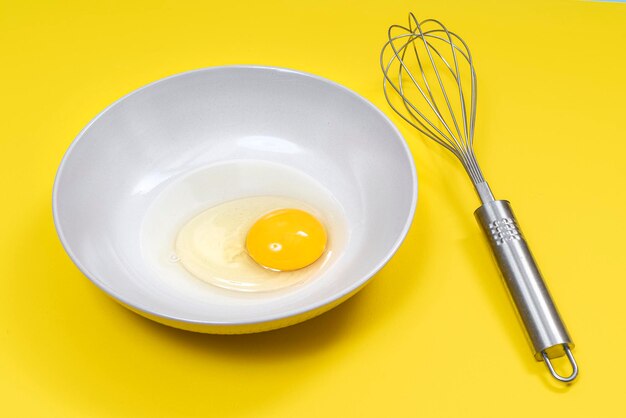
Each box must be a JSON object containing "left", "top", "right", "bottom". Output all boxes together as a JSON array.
[{"left": 53, "top": 66, "right": 417, "bottom": 334}]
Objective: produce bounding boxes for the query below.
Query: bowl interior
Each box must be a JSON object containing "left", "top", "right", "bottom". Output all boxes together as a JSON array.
[{"left": 53, "top": 66, "right": 416, "bottom": 325}]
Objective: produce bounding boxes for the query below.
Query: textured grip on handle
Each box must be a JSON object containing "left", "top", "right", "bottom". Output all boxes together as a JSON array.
[{"left": 475, "top": 200, "right": 574, "bottom": 361}]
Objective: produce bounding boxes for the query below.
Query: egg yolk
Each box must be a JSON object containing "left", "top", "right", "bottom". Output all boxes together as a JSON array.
[{"left": 246, "top": 208, "right": 327, "bottom": 271}]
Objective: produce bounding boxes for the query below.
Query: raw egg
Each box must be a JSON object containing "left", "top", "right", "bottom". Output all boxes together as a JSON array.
[
  {"left": 174, "top": 196, "right": 334, "bottom": 292},
  {"left": 140, "top": 161, "right": 350, "bottom": 296}
]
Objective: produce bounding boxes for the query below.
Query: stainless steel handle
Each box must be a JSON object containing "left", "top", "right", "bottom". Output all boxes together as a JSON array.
[{"left": 475, "top": 200, "right": 578, "bottom": 382}]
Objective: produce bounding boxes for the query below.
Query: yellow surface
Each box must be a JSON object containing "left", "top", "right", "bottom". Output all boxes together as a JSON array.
[{"left": 1, "top": 0, "right": 626, "bottom": 416}]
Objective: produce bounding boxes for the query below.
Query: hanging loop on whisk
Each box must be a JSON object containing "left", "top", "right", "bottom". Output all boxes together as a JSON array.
[{"left": 542, "top": 344, "right": 578, "bottom": 383}]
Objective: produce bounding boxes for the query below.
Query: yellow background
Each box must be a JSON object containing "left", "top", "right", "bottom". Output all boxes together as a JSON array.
[{"left": 2, "top": 0, "right": 626, "bottom": 416}]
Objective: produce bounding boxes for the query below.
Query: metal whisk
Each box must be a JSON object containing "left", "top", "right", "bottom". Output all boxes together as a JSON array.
[{"left": 381, "top": 14, "right": 578, "bottom": 382}]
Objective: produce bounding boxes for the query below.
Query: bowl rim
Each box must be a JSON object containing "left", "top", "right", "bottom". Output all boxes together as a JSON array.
[{"left": 52, "top": 65, "right": 418, "bottom": 328}]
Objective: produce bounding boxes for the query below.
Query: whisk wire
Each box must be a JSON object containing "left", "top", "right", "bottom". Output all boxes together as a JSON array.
[
  {"left": 388, "top": 30, "right": 453, "bottom": 144},
  {"left": 416, "top": 19, "right": 468, "bottom": 150},
  {"left": 381, "top": 16, "right": 486, "bottom": 186},
  {"left": 385, "top": 32, "right": 462, "bottom": 156}
]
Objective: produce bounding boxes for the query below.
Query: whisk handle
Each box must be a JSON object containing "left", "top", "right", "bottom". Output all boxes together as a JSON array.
[{"left": 475, "top": 200, "right": 577, "bottom": 381}]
